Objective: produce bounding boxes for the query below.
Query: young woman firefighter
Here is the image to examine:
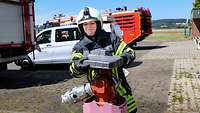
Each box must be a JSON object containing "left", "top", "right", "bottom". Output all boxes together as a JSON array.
[{"left": 69, "top": 7, "right": 137, "bottom": 113}]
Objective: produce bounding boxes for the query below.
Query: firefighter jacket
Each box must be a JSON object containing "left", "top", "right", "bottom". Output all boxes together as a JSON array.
[
  {"left": 70, "top": 30, "right": 136, "bottom": 92},
  {"left": 70, "top": 30, "right": 135, "bottom": 80},
  {"left": 69, "top": 30, "right": 137, "bottom": 113}
]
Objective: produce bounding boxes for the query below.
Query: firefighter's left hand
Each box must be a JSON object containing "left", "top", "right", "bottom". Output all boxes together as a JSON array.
[
  {"left": 121, "top": 53, "right": 128, "bottom": 64},
  {"left": 121, "top": 51, "right": 136, "bottom": 65}
]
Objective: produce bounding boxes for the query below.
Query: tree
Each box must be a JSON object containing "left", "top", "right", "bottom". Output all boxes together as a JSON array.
[{"left": 193, "top": 0, "right": 200, "bottom": 8}]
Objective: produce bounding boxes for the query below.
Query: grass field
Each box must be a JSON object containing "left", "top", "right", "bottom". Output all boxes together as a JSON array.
[{"left": 145, "top": 29, "right": 191, "bottom": 41}]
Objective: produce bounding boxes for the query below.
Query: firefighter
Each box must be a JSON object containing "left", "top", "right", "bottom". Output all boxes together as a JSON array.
[{"left": 69, "top": 7, "right": 137, "bottom": 113}]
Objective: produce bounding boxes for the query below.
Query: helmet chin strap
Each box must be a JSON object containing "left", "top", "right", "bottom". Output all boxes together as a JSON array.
[{"left": 84, "top": 32, "right": 97, "bottom": 41}]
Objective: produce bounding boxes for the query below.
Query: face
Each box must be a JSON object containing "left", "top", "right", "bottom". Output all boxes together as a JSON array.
[{"left": 82, "top": 21, "right": 97, "bottom": 36}]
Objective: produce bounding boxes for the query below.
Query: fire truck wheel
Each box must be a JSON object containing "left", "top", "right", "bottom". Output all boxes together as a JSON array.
[{"left": 0, "top": 63, "right": 7, "bottom": 70}]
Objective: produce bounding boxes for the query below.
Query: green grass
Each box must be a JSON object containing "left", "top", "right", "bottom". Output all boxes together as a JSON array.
[{"left": 145, "top": 29, "right": 190, "bottom": 41}]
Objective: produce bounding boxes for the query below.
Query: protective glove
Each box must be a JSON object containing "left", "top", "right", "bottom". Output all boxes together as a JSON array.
[
  {"left": 121, "top": 51, "right": 136, "bottom": 64},
  {"left": 74, "top": 58, "right": 89, "bottom": 70},
  {"left": 121, "top": 53, "right": 128, "bottom": 65}
]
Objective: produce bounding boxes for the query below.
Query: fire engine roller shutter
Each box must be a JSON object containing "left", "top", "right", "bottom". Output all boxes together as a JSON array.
[{"left": 0, "top": 2, "right": 24, "bottom": 45}]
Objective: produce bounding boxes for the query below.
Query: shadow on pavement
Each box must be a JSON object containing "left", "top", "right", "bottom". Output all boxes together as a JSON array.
[
  {"left": 0, "top": 60, "right": 142, "bottom": 89},
  {"left": 126, "top": 61, "right": 143, "bottom": 68},
  {"left": 0, "top": 68, "right": 72, "bottom": 89}
]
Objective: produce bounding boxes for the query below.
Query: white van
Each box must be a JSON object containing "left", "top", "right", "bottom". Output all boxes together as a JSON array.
[{"left": 15, "top": 23, "right": 122, "bottom": 69}]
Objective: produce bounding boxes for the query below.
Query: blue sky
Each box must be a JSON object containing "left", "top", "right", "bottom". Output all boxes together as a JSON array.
[{"left": 35, "top": 0, "right": 193, "bottom": 25}]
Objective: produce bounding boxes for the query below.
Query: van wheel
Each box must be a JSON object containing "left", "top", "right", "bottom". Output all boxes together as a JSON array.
[{"left": 21, "top": 57, "right": 33, "bottom": 70}]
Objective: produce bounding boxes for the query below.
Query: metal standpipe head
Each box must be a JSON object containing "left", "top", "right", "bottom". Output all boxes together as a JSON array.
[
  {"left": 61, "top": 90, "right": 80, "bottom": 103},
  {"left": 61, "top": 83, "right": 93, "bottom": 103},
  {"left": 61, "top": 91, "right": 74, "bottom": 103},
  {"left": 61, "top": 95, "right": 66, "bottom": 103}
]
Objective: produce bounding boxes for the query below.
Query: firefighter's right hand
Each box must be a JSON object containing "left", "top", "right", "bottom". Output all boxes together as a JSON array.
[
  {"left": 121, "top": 53, "right": 128, "bottom": 65},
  {"left": 74, "top": 59, "right": 89, "bottom": 70},
  {"left": 121, "top": 51, "right": 135, "bottom": 65}
]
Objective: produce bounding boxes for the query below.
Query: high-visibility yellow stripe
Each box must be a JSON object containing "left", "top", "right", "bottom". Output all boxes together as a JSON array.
[
  {"left": 112, "top": 68, "right": 115, "bottom": 74},
  {"left": 72, "top": 52, "right": 84, "bottom": 58},
  {"left": 117, "top": 89, "right": 124, "bottom": 96},
  {"left": 120, "top": 84, "right": 127, "bottom": 94},
  {"left": 72, "top": 54, "right": 81, "bottom": 59},
  {"left": 128, "top": 105, "right": 137, "bottom": 113},
  {"left": 70, "top": 63, "right": 78, "bottom": 74},
  {"left": 125, "top": 95, "right": 137, "bottom": 113},
  {"left": 127, "top": 102, "right": 136, "bottom": 110},
  {"left": 72, "top": 53, "right": 84, "bottom": 60},
  {"left": 71, "top": 63, "right": 79, "bottom": 74},
  {"left": 126, "top": 95, "right": 134, "bottom": 103},
  {"left": 127, "top": 99, "right": 136, "bottom": 106},
  {"left": 115, "top": 42, "right": 123, "bottom": 55},
  {"left": 119, "top": 42, "right": 127, "bottom": 55},
  {"left": 112, "top": 67, "right": 119, "bottom": 79},
  {"left": 70, "top": 67, "right": 85, "bottom": 78},
  {"left": 91, "top": 69, "right": 95, "bottom": 80},
  {"left": 71, "top": 63, "right": 75, "bottom": 68},
  {"left": 69, "top": 65, "right": 74, "bottom": 74},
  {"left": 117, "top": 84, "right": 127, "bottom": 96},
  {"left": 88, "top": 69, "right": 92, "bottom": 81},
  {"left": 69, "top": 63, "right": 85, "bottom": 77},
  {"left": 72, "top": 52, "right": 83, "bottom": 57},
  {"left": 87, "top": 69, "right": 97, "bottom": 81},
  {"left": 116, "top": 41, "right": 127, "bottom": 55}
]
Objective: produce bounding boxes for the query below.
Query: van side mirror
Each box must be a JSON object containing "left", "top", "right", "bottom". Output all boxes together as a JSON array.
[{"left": 33, "top": 42, "right": 41, "bottom": 52}]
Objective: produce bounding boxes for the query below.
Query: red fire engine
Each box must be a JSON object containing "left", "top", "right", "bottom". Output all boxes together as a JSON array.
[
  {"left": 0, "top": 0, "right": 35, "bottom": 70},
  {"left": 109, "top": 7, "right": 152, "bottom": 46}
]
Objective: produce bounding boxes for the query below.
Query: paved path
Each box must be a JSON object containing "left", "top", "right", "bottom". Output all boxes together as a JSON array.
[{"left": 139, "top": 40, "right": 200, "bottom": 113}]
